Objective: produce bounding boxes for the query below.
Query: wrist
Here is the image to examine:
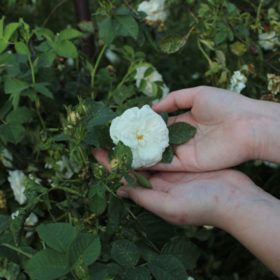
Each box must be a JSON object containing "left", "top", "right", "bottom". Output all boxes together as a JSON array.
[{"left": 250, "top": 99, "right": 280, "bottom": 163}]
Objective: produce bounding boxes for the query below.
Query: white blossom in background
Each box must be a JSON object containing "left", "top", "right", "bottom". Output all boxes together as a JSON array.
[
  {"left": 267, "top": 73, "right": 280, "bottom": 96},
  {"left": 135, "top": 63, "right": 169, "bottom": 103},
  {"left": 203, "top": 225, "right": 214, "bottom": 230},
  {"left": 105, "top": 49, "right": 120, "bottom": 64},
  {"left": 0, "top": 148, "right": 13, "bottom": 168},
  {"left": 229, "top": 71, "right": 247, "bottom": 93},
  {"left": 263, "top": 161, "right": 278, "bottom": 169},
  {"left": 137, "top": 0, "right": 168, "bottom": 24},
  {"left": 187, "top": 277, "right": 195, "bottom": 280},
  {"left": 110, "top": 105, "right": 169, "bottom": 168},
  {"left": 55, "top": 156, "right": 81, "bottom": 179},
  {"left": 11, "top": 211, "right": 38, "bottom": 226},
  {"left": 8, "top": 170, "right": 27, "bottom": 205},
  {"left": 258, "top": 31, "right": 279, "bottom": 50}
]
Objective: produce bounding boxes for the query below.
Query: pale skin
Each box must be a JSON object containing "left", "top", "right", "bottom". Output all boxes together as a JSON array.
[{"left": 93, "top": 86, "right": 280, "bottom": 276}]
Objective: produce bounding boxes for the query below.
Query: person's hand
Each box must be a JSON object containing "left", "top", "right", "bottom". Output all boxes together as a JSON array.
[
  {"left": 149, "top": 86, "right": 269, "bottom": 172},
  {"left": 93, "top": 149, "right": 261, "bottom": 227}
]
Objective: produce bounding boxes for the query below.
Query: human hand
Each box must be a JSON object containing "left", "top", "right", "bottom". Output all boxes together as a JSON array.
[
  {"left": 150, "top": 86, "right": 267, "bottom": 172},
  {"left": 93, "top": 149, "right": 259, "bottom": 227}
]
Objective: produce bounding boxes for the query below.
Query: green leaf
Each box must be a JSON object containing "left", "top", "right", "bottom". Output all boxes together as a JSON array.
[
  {"left": 4, "top": 22, "right": 19, "bottom": 41},
  {"left": 33, "top": 83, "right": 53, "bottom": 99},
  {"left": 111, "top": 239, "right": 140, "bottom": 267},
  {"left": 168, "top": 122, "right": 196, "bottom": 145},
  {"left": 0, "top": 17, "right": 4, "bottom": 38},
  {"left": 37, "top": 223, "right": 79, "bottom": 253},
  {"left": 161, "top": 146, "right": 174, "bottom": 163},
  {"left": 88, "top": 182, "right": 107, "bottom": 215},
  {"left": 134, "top": 172, "right": 152, "bottom": 188},
  {"left": 148, "top": 255, "right": 188, "bottom": 280},
  {"left": 0, "top": 215, "right": 9, "bottom": 233},
  {"left": 4, "top": 77, "right": 29, "bottom": 95},
  {"left": 0, "top": 123, "right": 25, "bottom": 144},
  {"left": 69, "top": 233, "right": 101, "bottom": 267},
  {"left": 98, "top": 17, "right": 116, "bottom": 45},
  {"left": 6, "top": 106, "right": 32, "bottom": 124},
  {"left": 83, "top": 101, "right": 116, "bottom": 128},
  {"left": 115, "top": 13, "right": 139, "bottom": 41},
  {"left": 123, "top": 267, "right": 152, "bottom": 280},
  {"left": 58, "top": 28, "right": 83, "bottom": 41},
  {"left": 0, "top": 38, "right": 8, "bottom": 53},
  {"left": 160, "top": 33, "right": 189, "bottom": 54},
  {"left": 55, "top": 40, "right": 78, "bottom": 58},
  {"left": 111, "top": 142, "right": 133, "bottom": 171},
  {"left": 15, "top": 41, "right": 30, "bottom": 56},
  {"left": 162, "top": 237, "right": 201, "bottom": 269},
  {"left": 25, "top": 249, "right": 70, "bottom": 280}
]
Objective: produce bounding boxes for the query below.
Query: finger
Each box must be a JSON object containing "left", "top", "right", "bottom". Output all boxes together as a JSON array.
[
  {"left": 153, "top": 87, "right": 198, "bottom": 113},
  {"left": 117, "top": 186, "right": 174, "bottom": 218},
  {"left": 92, "top": 148, "right": 111, "bottom": 171},
  {"left": 167, "top": 112, "right": 197, "bottom": 127},
  {"left": 143, "top": 154, "right": 185, "bottom": 172}
]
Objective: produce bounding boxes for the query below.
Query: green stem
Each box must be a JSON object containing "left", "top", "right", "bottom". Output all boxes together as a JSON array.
[
  {"left": 197, "top": 40, "right": 212, "bottom": 65},
  {"left": 91, "top": 44, "right": 107, "bottom": 98},
  {"left": 28, "top": 56, "right": 36, "bottom": 84},
  {"left": 255, "top": 0, "right": 264, "bottom": 28},
  {"left": 2, "top": 243, "right": 32, "bottom": 258},
  {"left": 51, "top": 186, "right": 84, "bottom": 197}
]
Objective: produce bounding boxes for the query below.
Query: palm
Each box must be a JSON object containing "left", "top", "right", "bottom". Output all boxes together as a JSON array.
[{"left": 152, "top": 87, "right": 256, "bottom": 172}]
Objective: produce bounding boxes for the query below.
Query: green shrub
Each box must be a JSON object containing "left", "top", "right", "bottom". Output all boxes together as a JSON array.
[{"left": 0, "top": 0, "right": 279, "bottom": 279}]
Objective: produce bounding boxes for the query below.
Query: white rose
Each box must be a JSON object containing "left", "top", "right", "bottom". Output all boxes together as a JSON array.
[
  {"left": 138, "top": 0, "right": 168, "bottom": 23},
  {"left": 135, "top": 63, "right": 169, "bottom": 103},
  {"left": 110, "top": 105, "right": 169, "bottom": 168},
  {"left": 258, "top": 31, "right": 279, "bottom": 50},
  {"left": 8, "top": 170, "right": 27, "bottom": 205},
  {"left": 55, "top": 155, "right": 81, "bottom": 179},
  {"left": 229, "top": 70, "right": 247, "bottom": 93}
]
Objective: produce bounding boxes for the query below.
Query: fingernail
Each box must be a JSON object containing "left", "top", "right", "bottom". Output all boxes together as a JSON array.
[{"left": 117, "top": 189, "right": 129, "bottom": 198}]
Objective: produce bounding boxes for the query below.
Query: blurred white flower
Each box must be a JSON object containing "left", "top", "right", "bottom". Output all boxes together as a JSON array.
[
  {"left": 229, "top": 71, "right": 247, "bottom": 93},
  {"left": 138, "top": 0, "right": 168, "bottom": 24},
  {"left": 110, "top": 105, "right": 169, "bottom": 168},
  {"left": 56, "top": 155, "right": 81, "bottom": 179},
  {"left": 267, "top": 73, "right": 280, "bottom": 96},
  {"left": 258, "top": 31, "right": 279, "bottom": 50},
  {"left": 0, "top": 148, "right": 13, "bottom": 168},
  {"left": 25, "top": 212, "right": 39, "bottom": 226},
  {"left": 263, "top": 161, "right": 278, "bottom": 169},
  {"left": 187, "top": 277, "right": 195, "bottom": 280},
  {"left": 8, "top": 170, "right": 27, "bottom": 205},
  {"left": 105, "top": 49, "right": 120, "bottom": 64},
  {"left": 135, "top": 63, "right": 169, "bottom": 103},
  {"left": 66, "top": 58, "right": 74, "bottom": 66}
]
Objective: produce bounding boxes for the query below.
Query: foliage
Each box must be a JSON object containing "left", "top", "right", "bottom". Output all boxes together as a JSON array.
[{"left": 0, "top": 0, "right": 279, "bottom": 279}]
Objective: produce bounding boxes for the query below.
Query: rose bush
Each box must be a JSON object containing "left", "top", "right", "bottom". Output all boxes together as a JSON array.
[{"left": 0, "top": 0, "right": 280, "bottom": 279}]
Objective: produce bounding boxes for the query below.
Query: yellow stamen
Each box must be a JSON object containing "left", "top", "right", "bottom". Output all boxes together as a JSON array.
[{"left": 136, "top": 134, "right": 144, "bottom": 141}]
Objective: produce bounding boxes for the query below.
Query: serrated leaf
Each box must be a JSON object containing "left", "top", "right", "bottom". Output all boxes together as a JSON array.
[
  {"left": 111, "top": 239, "right": 140, "bottom": 267},
  {"left": 4, "top": 22, "right": 19, "bottom": 41},
  {"left": 37, "top": 223, "right": 79, "bottom": 253},
  {"left": 33, "top": 83, "right": 53, "bottom": 98},
  {"left": 148, "top": 255, "right": 188, "bottom": 280},
  {"left": 69, "top": 233, "right": 101, "bottom": 267},
  {"left": 58, "top": 28, "right": 83, "bottom": 41},
  {"left": 0, "top": 38, "right": 8, "bottom": 53},
  {"left": 6, "top": 106, "right": 32, "bottom": 124},
  {"left": 25, "top": 249, "right": 70, "bottom": 280},
  {"left": 111, "top": 142, "right": 133, "bottom": 171},
  {"left": 162, "top": 237, "right": 201, "bottom": 269},
  {"left": 55, "top": 40, "right": 78, "bottom": 58},
  {"left": 89, "top": 182, "right": 107, "bottom": 215},
  {"left": 160, "top": 33, "right": 188, "bottom": 54},
  {"left": 4, "top": 78, "right": 29, "bottom": 95},
  {"left": 161, "top": 146, "right": 174, "bottom": 163},
  {"left": 15, "top": 41, "right": 30, "bottom": 56},
  {"left": 0, "top": 123, "right": 25, "bottom": 144},
  {"left": 115, "top": 13, "right": 139, "bottom": 41},
  {"left": 168, "top": 122, "right": 196, "bottom": 145},
  {"left": 134, "top": 172, "right": 152, "bottom": 188}
]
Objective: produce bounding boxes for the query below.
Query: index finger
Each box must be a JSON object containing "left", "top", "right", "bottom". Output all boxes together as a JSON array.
[{"left": 152, "top": 87, "right": 198, "bottom": 113}]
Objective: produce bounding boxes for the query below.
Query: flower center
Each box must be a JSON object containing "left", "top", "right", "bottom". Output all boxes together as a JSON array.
[{"left": 136, "top": 133, "right": 144, "bottom": 141}]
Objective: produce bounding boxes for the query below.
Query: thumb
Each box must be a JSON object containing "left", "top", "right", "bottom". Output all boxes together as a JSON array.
[{"left": 117, "top": 186, "right": 174, "bottom": 219}]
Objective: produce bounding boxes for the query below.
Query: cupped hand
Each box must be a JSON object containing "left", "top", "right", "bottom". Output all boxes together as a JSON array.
[
  {"left": 150, "top": 86, "right": 261, "bottom": 172},
  {"left": 93, "top": 149, "right": 260, "bottom": 227}
]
